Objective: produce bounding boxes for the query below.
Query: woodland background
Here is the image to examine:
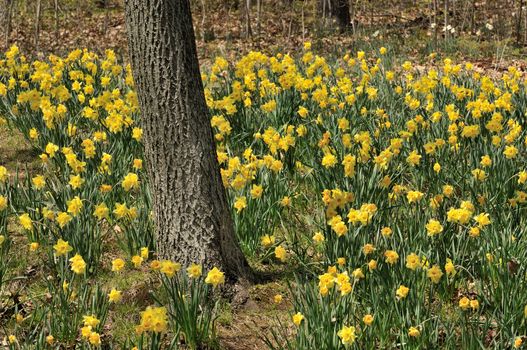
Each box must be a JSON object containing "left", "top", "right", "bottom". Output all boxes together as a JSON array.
[{"left": 1, "top": 0, "right": 527, "bottom": 65}]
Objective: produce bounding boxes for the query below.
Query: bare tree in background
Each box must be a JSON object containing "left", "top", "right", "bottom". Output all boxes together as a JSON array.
[
  {"left": 244, "top": 0, "right": 253, "bottom": 38},
  {"left": 517, "top": 0, "right": 524, "bottom": 45},
  {"left": 54, "top": 0, "right": 59, "bottom": 41},
  {"left": 332, "top": 0, "right": 350, "bottom": 30},
  {"left": 3, "top": 0, "right": 14, "bottom": 47},
  {"left": 444, "top": 0, "right": 449, "bottom": 40},
  {"left": 320, "top": 0, "right": 351, "bottom": 31},
  {"left": 35, "top": 0, "right": 42, "bottom": 51}
]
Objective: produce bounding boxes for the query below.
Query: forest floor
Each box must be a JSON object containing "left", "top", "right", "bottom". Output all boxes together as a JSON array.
[{"left": 3, "top": 0, "right": 527, "bottom": 66}]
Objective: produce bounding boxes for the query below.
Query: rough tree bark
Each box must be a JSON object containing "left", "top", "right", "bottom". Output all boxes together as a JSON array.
[{"left": 124, "top": 0, "right": 253, "bottom": 283}]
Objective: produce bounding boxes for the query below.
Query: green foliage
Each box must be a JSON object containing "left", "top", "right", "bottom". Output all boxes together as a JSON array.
[
  {"left": 1, "top": 39, "right": 527, "bottom": 348},
  {"left": 156, "top": 269, "right": 219, "bottom": 349}
]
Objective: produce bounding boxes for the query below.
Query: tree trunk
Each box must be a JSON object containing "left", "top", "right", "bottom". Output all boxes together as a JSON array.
[
  {"left": 124, "top": 0, "right": 253, "bottom": 283},
  {"left": 336, "top": 0, "right": 351, "bottom": 30},
  {"left": 256, "top": 0, "right": 261, "bottom": 37},
  {"left": 4, "top": 0, "right": 14, "bottom": 48},
  {"left": 103, "top": 0, "right": 110, "bottom": 36},
  {"left": 525, "top": 1, "right": 527, "bottom": 44},
  {"left": 517, "top": 0, "right": 524, "bottom": 46},
  {"left": 243, "top": 0, "right": 252, "bottom": 38},
  {"left": 54, "top": 0, "right": 59, "bottom": 41},
  {"left": 433, "top": 0, "right": 438, "bottom": 46},
  {"left": 34, "top": 0, "right": 41, "bottom": 51},
  {"left": 321, "top": 0, "right": 351, "bottom": 31},
  {"left": 444, "top": 0, "right": 449, "bottom": 40},
  {"left": 470, "top": 0, "right": 476, "bottom": 34}
]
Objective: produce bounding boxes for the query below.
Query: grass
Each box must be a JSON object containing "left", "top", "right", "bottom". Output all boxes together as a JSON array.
[{"left": 0, "top": 124, "right": 38, "bottom": 174}]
